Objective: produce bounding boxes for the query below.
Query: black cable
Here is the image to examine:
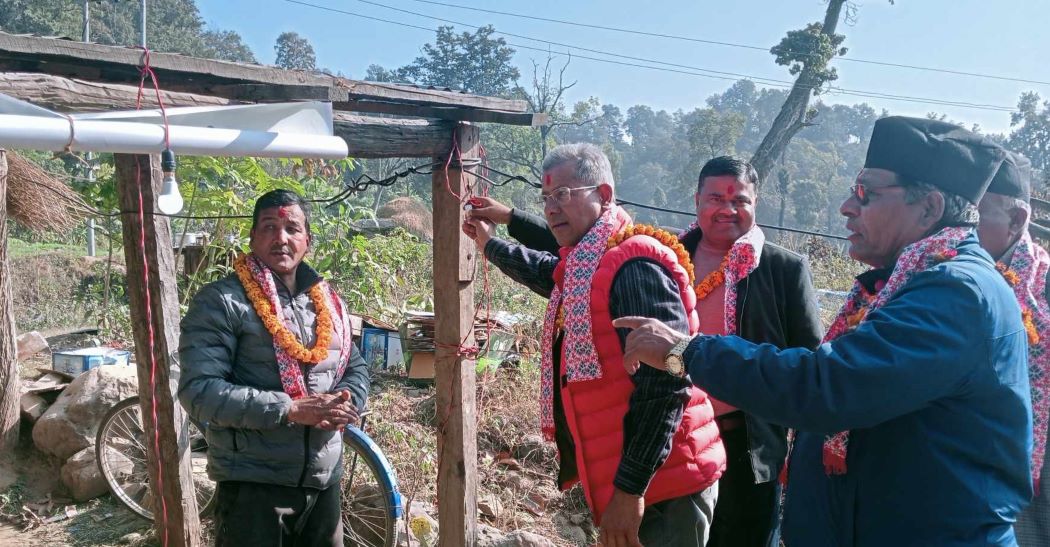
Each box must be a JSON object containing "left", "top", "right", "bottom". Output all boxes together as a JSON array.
[
  {"left": 614, "top": 198, "right": 850, "bottom": 241},
  {"left": 290, "top": 0, "right": 1020, "bottom": 112},
  {"left": 396, "top": 0, "right": 1050, "bottom": 87}
]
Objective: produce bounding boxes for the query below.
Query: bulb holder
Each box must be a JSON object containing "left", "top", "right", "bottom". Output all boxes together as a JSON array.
[{"left": 161, "top": 148, "right": 176, "bottom": 174}]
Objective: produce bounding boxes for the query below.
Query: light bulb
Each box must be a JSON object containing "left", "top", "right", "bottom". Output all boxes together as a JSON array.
[
  {"left": 157, "top": 148, "right": 182, "bottom": 215},
  {"left": 157, "top": 173, "right": 183, "bottom": 215}
]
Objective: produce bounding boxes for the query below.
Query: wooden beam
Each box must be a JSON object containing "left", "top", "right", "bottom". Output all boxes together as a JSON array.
[
  {"left": 341, "top": 100, "right": 547, "bottom": 127},
  {"left": 1030, "top": 221, "right": 1050, "bottom": 241},
  {"left": 0, "top": 32, "right": 531, "bottom": 119},
  {"left": 0, "top": 149, "right": 18, "bottom": 452},
  {"left": 432, "top": 124, "right": 479, "bottom": 546},
  {"left": 332, "top": 114, "right": 454, "bottom": 158},
  {"left": 0, "top": 73, "right": 456, "bottom": 158},
  {"left": 115, "top": 154, "right": 200, "bottom": 546}
]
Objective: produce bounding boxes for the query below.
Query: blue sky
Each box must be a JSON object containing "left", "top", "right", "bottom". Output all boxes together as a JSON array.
[{"left": 198, "top": 0, "right": 1050, "bottom": 135}]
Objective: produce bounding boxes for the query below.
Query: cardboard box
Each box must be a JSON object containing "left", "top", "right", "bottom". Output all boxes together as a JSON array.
[
  {"left": 406, "top": 351, "right": 435, "bottom": 381},
  {"left": 52, "top": 348, "right": 131, "bottom": 377}
]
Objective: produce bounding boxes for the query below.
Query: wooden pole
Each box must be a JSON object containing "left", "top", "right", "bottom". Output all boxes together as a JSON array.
[
  {"left": 432, "top": 123, "right": 479, "bottom": 546},
  {"left": 115, "top": 154, "right": 200, "bottom": 546},
  {"left": 0, "top": 149, "right": 19, "bottom": 452}
]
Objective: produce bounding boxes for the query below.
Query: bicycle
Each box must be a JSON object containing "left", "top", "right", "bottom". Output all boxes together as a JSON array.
[{"left": 96, "top": 398, "right": 403, "bottom": 547}]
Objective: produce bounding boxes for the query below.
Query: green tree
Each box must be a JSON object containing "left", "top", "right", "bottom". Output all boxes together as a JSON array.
[
  {"left": 0, "top": 0, "right": 255, "bottom": 62},
  {"left": 201, "top": 29, "right": 256, "bottom": 63},
  {"left": 274, "top": 31, "right": 317, "bottom": 70},
  {"left": 1008, "top": 92, "right": 1050, "bottom": 174},
  {"left": 750, "top": 0, "right": 849, "bottom": 182},
  {"left": 399, "top": 25, "right": 520, "bottom": 97}
]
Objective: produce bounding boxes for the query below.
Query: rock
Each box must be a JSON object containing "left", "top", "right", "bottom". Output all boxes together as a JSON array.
[
  {"left": 16, "top": 331, "right": 49, "bottom": 360},
  {"left": 512, "top": 434, "right": 552, "bottom": 464},
  {"left": 33, "top": 365, "right": 138, "bottom": 460},
  {"left": 476, "top": 523, "right": 504, "bottom": 544},
  {"left": 554, "top": 513, "right": 590, "bottom": 545},
  {"left": 558, "top": 524, "right": 588, "bottom": 545},
  {"left": 478, "top": 493, "right": 504, "bottom": 518},
  {"left": 403, "top": 502, "right": 438, "bottom": 546},
  {"left": 569, "top": 513, "right": 588, "bottom": 526},
  {"left": 61, "top": 446, "right": 109, "bottom": 501},
  {"left": 480, "top": 530, "right": 556, "bottom": 547},
  {"left": 504, "top": 471, "right": 533, "bottom": 491},
  {"left": 20, "top": 392, "right": 50, "bottom": 423},
  {"left": 118, "top": 532, "right": 143, "bottom": 545}
]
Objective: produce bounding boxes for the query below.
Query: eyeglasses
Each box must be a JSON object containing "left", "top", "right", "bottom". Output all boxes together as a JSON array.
[
  {"left": 536, "top": 185, "right": 600, "bottom": 206},
  {"left": 850, "top": 183, "right": 904, "bottom": 206}
]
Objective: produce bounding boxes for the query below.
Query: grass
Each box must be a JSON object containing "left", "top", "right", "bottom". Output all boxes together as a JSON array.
[{"left": 6, "top": 237, "right": 84, "bottom": 260}]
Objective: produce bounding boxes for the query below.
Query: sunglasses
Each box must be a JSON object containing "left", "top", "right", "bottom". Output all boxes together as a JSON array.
[{"left": 850, "top": 183, "right": 904, "bottom": 206}]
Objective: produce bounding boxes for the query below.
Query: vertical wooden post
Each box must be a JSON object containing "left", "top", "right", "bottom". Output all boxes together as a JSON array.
[
  {"left": 432, "top": 123, "right": 479, "bottom": 546},
  {"left": 0, "top": 149, "right": 19, "bottom": 452},
  {"left": 115, "top": 154, "right": 200, "bottom": 546}
]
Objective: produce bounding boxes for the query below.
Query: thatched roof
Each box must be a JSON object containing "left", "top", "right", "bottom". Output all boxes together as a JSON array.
[
  {"left": 377, "top": 196, "right": 433, "bottom": 241},
  {"left": 3, "top": 150, "right": 84, "bottom": 233}
]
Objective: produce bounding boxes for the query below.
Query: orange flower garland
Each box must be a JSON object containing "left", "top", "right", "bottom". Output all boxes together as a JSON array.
[
  {"left": 234, "top": 255, "right": 333, "bottom": 364},
  {"left": 693, "top": 255, "right": 730, "bottom": 302},
  {"left": 997, "top": 261, "right": 1040, "bottom": 345},
  {"left": 607, "top": 224, "right": 695, "bottom": 286}
]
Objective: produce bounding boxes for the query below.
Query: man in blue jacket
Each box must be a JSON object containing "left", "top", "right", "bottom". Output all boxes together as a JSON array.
[{"left": 612, "top": 116, "right": 1033, "bottom": 546}]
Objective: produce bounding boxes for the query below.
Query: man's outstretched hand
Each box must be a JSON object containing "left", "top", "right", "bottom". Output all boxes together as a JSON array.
[
  {"left": 466, "top": 196, "right": 512, "bottom": 225},
  {"left": 612, "top": 317, "right": 691, "bottom": 375},
  {"left": 288, "top": 389, "right": 359, "bottom": 431},
  {"left": 462, "top": 217, "right": 496, "bottom": 251}
]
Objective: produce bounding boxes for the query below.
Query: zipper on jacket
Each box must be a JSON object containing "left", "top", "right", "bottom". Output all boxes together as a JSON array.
[
  {"left": 735, "top": 275, "right": 760, "bottom": 478},
  {"left": 297, "top": 427, "right": 311, "bottom": 487}
]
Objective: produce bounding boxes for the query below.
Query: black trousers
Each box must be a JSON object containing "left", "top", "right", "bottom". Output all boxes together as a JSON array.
[
  {"left": 213, "top": 481, "right": 342, "bottom": 547},
  {"left": 707, "top": 426, "right": 780, "bottom": 547}
]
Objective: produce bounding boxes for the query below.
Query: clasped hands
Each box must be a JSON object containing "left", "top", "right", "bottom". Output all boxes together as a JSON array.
[{"left": 287, "top": 389, "right": 359, "bottom": 431}]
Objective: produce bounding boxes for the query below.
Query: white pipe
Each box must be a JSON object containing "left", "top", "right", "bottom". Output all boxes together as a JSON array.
[{"left": 0, "top": 114, "right": 348, "bottom": 159}]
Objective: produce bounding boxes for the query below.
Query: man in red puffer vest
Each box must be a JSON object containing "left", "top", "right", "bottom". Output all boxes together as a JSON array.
[{"left": 464, "top": 143, "right": 724, "bottom": 546}]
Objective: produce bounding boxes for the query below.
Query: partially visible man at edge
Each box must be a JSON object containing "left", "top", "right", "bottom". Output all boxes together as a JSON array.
[
  {"left": 465, "top": 143, "right": 724, "bottom": 546},
  {"left": 613, "top": 117, "right": 1031, "bottom": 546},
  {"left": 179, "top": 189, "right": 369, "bottom": 547},
  {"left": 468, "top": 155, "right": 824, "bottom": 547},
  {"left": 978, "top": 151, "right": 1050, "bottom": 547}
]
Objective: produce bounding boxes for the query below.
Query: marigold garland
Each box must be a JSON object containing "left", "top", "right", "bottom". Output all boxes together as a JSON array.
[
  {"left": 998, "top": 261, "right": 1040, "bottom": 345},
  {"left": 234, "top": 254, "right": 333, "bottom": 364},
  {"left": 693, "top": 255, "right": 730, "bottom": 301},
  {"left": 607, "top": 223, "right": 695, "bottom": 286}
]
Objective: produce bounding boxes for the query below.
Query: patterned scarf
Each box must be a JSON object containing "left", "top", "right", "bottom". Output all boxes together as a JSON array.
[
  {"left": 1001, "top": 232, "right": 1050, "bottom": 491},
  {"left": 244, "top": 253, "right": 353, "bottom": 400},
  {"left": 540, "top": 206, "right": 631, "bottom": 440},
  {"left": 821, "top": 227, "right": 971, "bottom": 474},
  {"left": 680, "top": 221, "right": 765, "bottom": 334}
]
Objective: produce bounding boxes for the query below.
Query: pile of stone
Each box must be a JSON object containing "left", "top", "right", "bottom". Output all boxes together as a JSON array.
[{"left": 17, "top": 331, "right": 139, "bottom": 502}]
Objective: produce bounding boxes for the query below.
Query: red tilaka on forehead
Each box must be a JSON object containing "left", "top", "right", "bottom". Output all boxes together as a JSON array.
[
  {"left": 277, "top": 206, "right": 291, "bottom": 218},
  {"left": 543, "top": 174, "right": 552, "bottom": 185}
]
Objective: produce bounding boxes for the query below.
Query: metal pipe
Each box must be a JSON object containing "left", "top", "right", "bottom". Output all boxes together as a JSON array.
[
  {"left": 84, "top": 1, "right": 95, "bottom": 257},
  {"left": 82, "top": 0, "right": 90, "bottom": 43},
  {"left": 0, "top": 114, "right": 349, "bottom": 159},
  {"left": 140, "top": 0, "right": 147, "bottom": 48}
]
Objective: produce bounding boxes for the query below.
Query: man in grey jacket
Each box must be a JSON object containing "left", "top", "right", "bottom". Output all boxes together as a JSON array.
[{"left": 179, "top": 189, "right": 369, "bottom": 546}]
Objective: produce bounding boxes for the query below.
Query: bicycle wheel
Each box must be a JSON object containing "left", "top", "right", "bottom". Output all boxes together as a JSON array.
[
  {"left": 95, "top": 396, "right": 216, "bottom": 520},
  {"left": 342, "top": 427, "right": 402, "bottom": 547}
]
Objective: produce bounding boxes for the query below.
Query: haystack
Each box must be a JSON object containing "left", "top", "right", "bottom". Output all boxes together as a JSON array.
[
  {"left": 377, "top": 196, "right": 433, "bottom": 241},
  {"left": 4, "top": 151, "right": 85, "bottom": 234}
]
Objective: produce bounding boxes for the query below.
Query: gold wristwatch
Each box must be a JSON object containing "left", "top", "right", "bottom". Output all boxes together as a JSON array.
[{"left": 664, "top": 337, "right": 693, "bottom": 377}]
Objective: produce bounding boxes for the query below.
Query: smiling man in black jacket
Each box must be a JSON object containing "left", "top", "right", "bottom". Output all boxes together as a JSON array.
[{"left": 468, "top": 155, "right": 823, "bottom": 547}]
